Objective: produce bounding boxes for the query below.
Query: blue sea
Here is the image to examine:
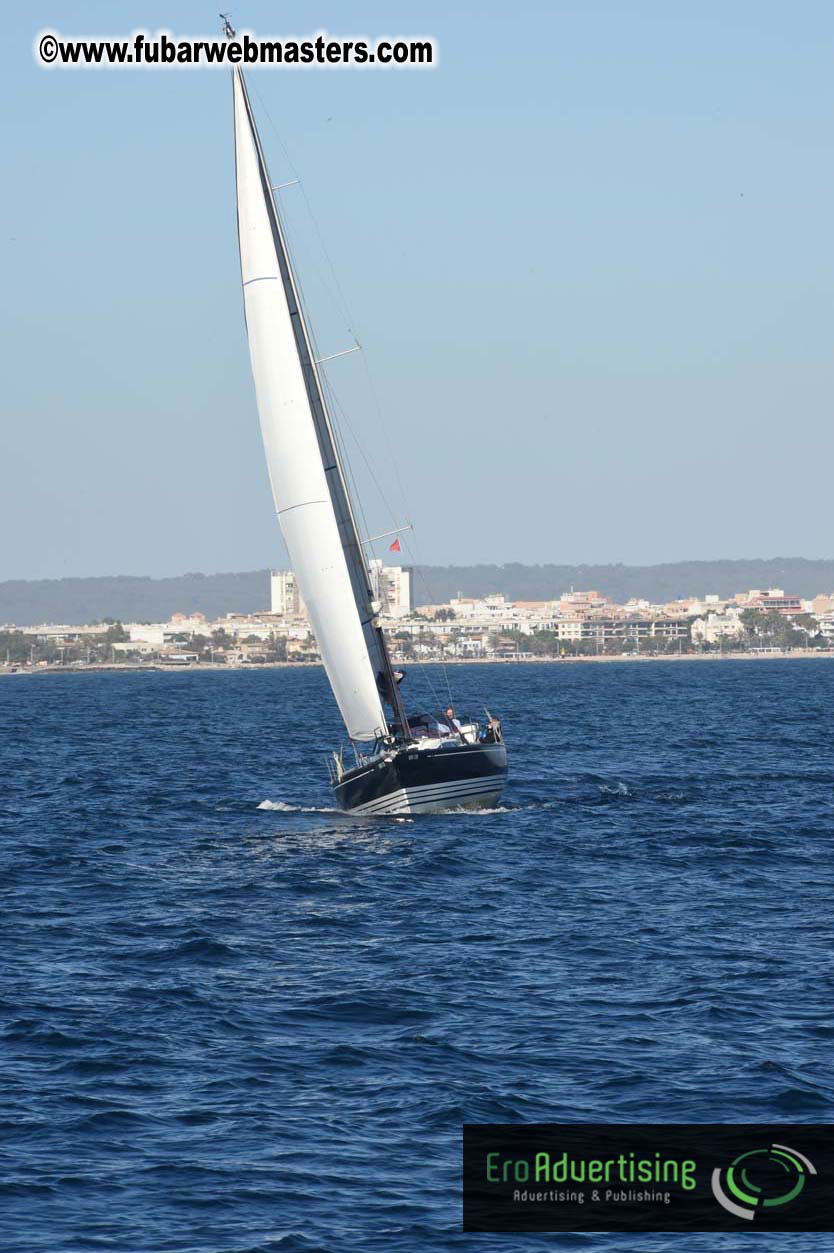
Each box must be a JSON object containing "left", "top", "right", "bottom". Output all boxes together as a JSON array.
[{"left": 2, "top": 659, "right": 833, "bottom": 1253}]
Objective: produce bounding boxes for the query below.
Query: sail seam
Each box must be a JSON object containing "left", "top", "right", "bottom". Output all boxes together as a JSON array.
[
  {"left": 276, "top": 499, "right": 329, "bottom": 517},
  {"left": 243, "top": 276, "right": 279, "bottom": 287}
]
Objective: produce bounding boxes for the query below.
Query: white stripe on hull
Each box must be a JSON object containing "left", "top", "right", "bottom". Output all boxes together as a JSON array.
[{"left": 346, "top": 776, "right": 504, "bottom": 816}]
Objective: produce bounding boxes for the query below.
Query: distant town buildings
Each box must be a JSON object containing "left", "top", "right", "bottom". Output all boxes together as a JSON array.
[
  {"left": 691, "top": 610, "right": 745, "bottom": 647},
  {"left": 270, "top": 561, "right": 410, "bottom": 620},
  {"left": 739, "top": 589, "right": 803, "bottom": 615},
  {"left": 3, "top": 575, "right": 834, "bottom": 670}
]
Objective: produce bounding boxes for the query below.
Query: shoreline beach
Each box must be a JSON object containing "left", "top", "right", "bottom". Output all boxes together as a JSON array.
[{"left": 2, "top": 649, "right": 832, "bottom": 677}]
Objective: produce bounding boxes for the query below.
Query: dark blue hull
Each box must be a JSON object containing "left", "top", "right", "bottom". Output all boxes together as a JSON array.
[{"left": 333, "top": 741, "right": 508, "bottom": 815}]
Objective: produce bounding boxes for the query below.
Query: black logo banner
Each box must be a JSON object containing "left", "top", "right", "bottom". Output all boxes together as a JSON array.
[{"left": 463, "top": 1124, "right": 834, "bottom": 1232}]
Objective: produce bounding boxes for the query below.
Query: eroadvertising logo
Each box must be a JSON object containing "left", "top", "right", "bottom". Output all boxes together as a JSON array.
[{"left": 462, "top": 1124, "right": 834, "bottom": 1232}]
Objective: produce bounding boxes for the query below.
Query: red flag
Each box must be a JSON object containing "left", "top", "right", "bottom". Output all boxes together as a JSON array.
[{"left": 389, "top": 538, "right": 401, "bottom": 552}]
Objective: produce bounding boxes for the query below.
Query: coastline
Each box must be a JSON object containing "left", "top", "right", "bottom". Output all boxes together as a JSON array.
[{"left": 2, "top": 649, "right": 832, "bottom": 677}]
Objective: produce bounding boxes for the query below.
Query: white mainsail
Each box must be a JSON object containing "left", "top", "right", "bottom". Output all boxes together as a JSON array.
[{"left": 232, "top": 70, "right": 388, "bottom": 741}]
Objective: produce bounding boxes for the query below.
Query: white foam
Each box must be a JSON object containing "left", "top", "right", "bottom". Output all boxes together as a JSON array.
[
  {"left": 257, "top": 799, "right": 341, "bottom": 814},
  {"left": 258, "top": 798, "right": 514, "bottom": 819},
  {"left": 599, "top": 781, "right": 630, "bottom": 796},
  {"left": 437, "top": 805, "right": 512, "bottom": 815}
]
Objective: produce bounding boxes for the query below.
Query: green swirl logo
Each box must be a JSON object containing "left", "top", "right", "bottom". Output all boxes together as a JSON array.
[{"left": 711, "top": 1143, "right": 816, "bottom": 1221}]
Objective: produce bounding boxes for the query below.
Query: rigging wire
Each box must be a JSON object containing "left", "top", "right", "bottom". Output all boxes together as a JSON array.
[
  {"left": 251, "top": 80, "right": 379, "bottom": 562},
  {"left": 318, "top": 376, "right": 446, "bottom": 714},
  {"left": 250, "top": 77, "right": 491, "bottom": 717},
  {"left": 249, "top": 80, "right": 362, "bottom": 340},
  {"left": 350, "top": 347, "right": 455, "bottom": 706}
]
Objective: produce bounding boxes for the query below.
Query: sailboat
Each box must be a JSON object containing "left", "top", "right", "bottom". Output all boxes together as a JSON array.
[{"left": 228, "top": 28, "right": 507, "bottom": 814}]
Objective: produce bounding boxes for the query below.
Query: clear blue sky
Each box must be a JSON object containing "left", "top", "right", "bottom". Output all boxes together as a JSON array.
[{"left": 4, "top": 1, "right": 834, "bottom": 580}]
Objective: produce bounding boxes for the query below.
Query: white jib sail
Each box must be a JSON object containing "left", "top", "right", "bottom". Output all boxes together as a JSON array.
[{"left": 233, "top": 72, "right": 387, "bottom": 741}]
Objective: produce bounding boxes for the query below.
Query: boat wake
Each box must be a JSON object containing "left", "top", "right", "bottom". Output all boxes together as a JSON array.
[
  {"left": 435, "top": 805, "right": 513, "bottom": 815},
  {"left": 257, "top": 797, "right": 513, "bottom": 820},
  {"left": 257, "top": 799, "right": 342, "bottom": 814}
]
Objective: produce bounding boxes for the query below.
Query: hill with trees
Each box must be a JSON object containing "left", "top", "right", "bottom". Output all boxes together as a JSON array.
[{"left": 1, "top": 558, "right": 833, "bottom": 627}]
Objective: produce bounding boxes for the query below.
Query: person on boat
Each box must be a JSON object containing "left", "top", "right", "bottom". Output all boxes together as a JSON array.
[
  {"left": 436, "top": 706, "right": 459, "bottom": 735},
  {"left": 439, "top": 706, "right": 468, "bottom": 744}
]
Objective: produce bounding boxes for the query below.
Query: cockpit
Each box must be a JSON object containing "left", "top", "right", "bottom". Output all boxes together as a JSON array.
[{"left": 387, "top": 711, "right": 499, "bottom": 747}]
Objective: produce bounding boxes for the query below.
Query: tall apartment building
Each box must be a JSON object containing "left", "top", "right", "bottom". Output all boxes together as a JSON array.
[
  {"left": 270, "top": 562, "right": 409, "bottom": 619},
  {"left": 368, "top": 559, "right": 411, "bottom": 618},
  {"left": 270, "top": 569, "right": 305, "bottom": 617}
]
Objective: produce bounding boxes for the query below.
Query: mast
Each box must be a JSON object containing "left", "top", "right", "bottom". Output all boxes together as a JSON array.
[{"left": 231, "top": 60, "right": 410, "bottom": 741}]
